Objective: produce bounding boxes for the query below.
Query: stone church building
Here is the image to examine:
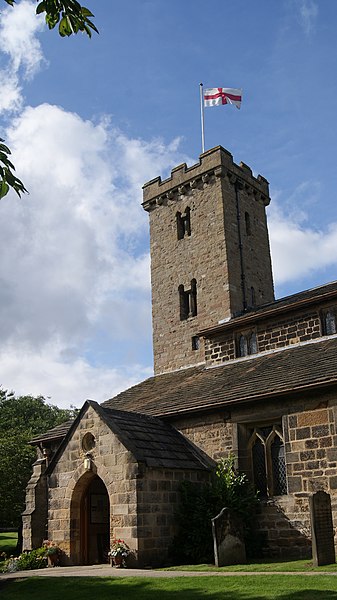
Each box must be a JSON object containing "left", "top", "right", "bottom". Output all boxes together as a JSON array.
[{"left": 23, "top": 145, "right": 337, "bottom": 566}]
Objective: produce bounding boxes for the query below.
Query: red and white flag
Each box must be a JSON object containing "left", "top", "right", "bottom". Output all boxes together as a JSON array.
[{"left": 204, "top": 87, "right": 242, "bottom": 109}]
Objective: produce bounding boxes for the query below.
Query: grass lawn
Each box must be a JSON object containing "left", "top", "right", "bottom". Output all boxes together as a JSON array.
[
  {"left": 0, "top": 532, "right": 17, "bottom": 555},
  {"left": 162, "top": 559, "right": 337, "bottom": 573},
  {"left": 1, "top": 576, "right": 337, "bottom": 600}
]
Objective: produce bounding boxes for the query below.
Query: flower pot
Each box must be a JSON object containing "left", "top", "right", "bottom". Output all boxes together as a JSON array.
[
  {"left": 112, "top": 555, "right": 123, "bottom": 568},
  {"left": 47, "top": 553, "right": 59, "bottom": 567}
]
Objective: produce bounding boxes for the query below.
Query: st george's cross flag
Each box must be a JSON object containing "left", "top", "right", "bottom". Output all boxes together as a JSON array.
[{"left": 204, "top": 87, "right": 242, "bottom": 109}]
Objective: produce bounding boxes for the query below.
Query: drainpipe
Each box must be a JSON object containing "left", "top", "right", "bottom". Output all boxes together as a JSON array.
[{"left": 234, "top": 180, "right": 247, "bottom": 312}]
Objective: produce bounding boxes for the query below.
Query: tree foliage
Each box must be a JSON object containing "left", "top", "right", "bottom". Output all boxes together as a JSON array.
[
  {"left": 3, "top": 0, "right": 98, "bottom": 37},
  {"left": 0, "top": 389, "right": 76, "bottom": 527},
  {"left": 1, "top": 0, "right": 98, "bottom": 199},
  {"left": 0, "top": 139, "right": 28, "bottom": 200},
  {"left": 171, "top": 457, "right": 259, "bottom": 565}
]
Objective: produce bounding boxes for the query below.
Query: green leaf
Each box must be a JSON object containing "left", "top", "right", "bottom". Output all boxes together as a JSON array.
[
  {"left": 59, "top": 14, "right": 72, "bottom": 36},
  {"left": 0, "top": 180, "right": 9, "bottom": 200},
  {"left": 36, "top": 2, "right": 46, "bottom": 15}
]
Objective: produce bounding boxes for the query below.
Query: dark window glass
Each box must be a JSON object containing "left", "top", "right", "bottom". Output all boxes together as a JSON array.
[
  {"left": 325, "top": 311, "right": 336, "bottom": 335},
  {"left": 271, "top": 436, "right": 287, "bottom": 495},
  {"left": 252, "top": 438, "right": 267, "bottom": 496},
  {"left": 249, "top": 332, "right": 257, "bottom": 354},
  {"left": 239, "top": 335, "right": 248, "bottom": 357}
]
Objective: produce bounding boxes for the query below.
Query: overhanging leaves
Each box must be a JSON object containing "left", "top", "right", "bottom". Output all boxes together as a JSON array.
[
  {"left": 0, "top": 139, "right": 28, "bottom": 200},
  {"left": 35, "top": 0, "right": 98, "bottom": 37}
]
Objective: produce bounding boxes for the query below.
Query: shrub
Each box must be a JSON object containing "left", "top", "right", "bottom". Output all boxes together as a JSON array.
[
  {"left": 171, "top": 456, "right": 259, "bottom": 564},
  {"left": 0, "top": 547, "right": 47, "bottom": 572}
]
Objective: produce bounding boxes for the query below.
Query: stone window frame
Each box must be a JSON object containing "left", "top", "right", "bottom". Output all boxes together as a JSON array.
[
  {"left": 176, "top": 207, "right": 191, "bottom": 240},
  {"left": 321, "top": 307, "right": 337, "bottom": 336},
  {"left": 236, "top": 329, "right": 258, "bottom": 357},
  {"left": 247, "top": 424, "right": 287, "bottom": 498}
]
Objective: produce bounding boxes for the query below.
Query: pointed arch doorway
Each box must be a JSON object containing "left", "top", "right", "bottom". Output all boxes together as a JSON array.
[{"left": 71, "top": 473, "right": 110, "bottom": 565}]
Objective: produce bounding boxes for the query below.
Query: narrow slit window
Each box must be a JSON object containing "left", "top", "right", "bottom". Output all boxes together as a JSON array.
[
  {"left": 250, "top": 286, "right": 256, "bottom": 307},
  {"left": 176, "top": 207, "right": 191, "bottom": 240},
  {"left": 245, "top": 211, "right": 251, "bottom": 236},
  {"left": 179, "top": 279, "right": 197, "bottom": 320},
  {"left": 192, "top": 335, "right": 200, "bottom": 350}
]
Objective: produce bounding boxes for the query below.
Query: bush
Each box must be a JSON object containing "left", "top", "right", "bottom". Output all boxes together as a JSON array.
[
  {"left": 170, "top": 456, "right": 259, "bottom": 564},
  {"left": 0, "top": 547, "right": 47, "bottom": 572}
]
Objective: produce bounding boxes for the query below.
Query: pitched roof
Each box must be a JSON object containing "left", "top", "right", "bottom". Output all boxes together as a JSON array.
[
  {"left": 201, "top": 280, "right": 337, "bottom": 336},
  {"left": 36, "top": 401, "right": 214, "bottom": 473},
  {"left": 102, "top": 336, "right": 337, "bottom": 417},
  {"left": 31, "top": 336, "right": 337, "bottom": 448},
  {"left": 98, "top": 406, "right": 214, "bottom": 470}
]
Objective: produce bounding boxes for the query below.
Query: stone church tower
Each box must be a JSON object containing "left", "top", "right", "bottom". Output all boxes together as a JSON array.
[{"left": 143, "top": 146, "right": 274, "bottom": 375}]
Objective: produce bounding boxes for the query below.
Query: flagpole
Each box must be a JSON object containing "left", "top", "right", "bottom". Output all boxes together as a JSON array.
[{"left": 199, "top": 83, "right": 205, "bottom": 154}]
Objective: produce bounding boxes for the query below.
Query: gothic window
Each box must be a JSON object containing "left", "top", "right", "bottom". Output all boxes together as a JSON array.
[
  {"left": 248, "top": 425, "right": 287, "bottom": 497},
  {"left": 245, "top": 211, "right": 251, "bottom": 236},
  {"left": 322, "top": 309, "right": 337, "bottom": 336},
  {"left": 271, "top": 436, "right": 287, "bottom": 496},
  {"left": 237, "top": 331, "right": 258, "bottom": 357},
  {"left": 179, "top": 279, "right": 197, "bottom": 320},
  {"left": 176, "top": 207, "right": 191, "bottom": 240},
  {"left": 239, "top": 334, "right": 248, "bottom": 357},
  {"left": 252, "top": 436, "right": 267, "bottom": 496},
  {"left": 249, "top": 331, "right": 257, "bottom": 354}
]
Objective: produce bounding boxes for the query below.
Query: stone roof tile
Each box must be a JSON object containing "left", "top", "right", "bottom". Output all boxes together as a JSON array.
[{"left": 102, "top": 337, "right": 337, "bottom": 417}]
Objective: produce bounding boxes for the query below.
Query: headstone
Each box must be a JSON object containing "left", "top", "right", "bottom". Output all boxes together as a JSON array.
[
  {"left": 309, "top": 490, "right": 336, "bottom": 566},
  {"left": 211, "top": 507, "right": 246, "bottom": 566}
]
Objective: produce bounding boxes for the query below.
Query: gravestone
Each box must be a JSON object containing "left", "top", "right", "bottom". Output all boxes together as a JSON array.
[
  {"left": 309, "top": 490, "right": 336, "bottom": 566},
  {"left": 211, "top": 507, "right": 246, "bottom": 566}
]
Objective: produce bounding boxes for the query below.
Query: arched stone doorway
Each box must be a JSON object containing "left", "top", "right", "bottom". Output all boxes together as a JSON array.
[{"left": 70, "top": 473, "right": 110, "bottom": 565}]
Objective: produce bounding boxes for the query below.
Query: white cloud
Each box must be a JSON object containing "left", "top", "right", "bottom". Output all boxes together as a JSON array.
[
  {"left": 0, "top": 0, "right": 45, "bottom": 115},
  {"left": 268, "top": 188, "right": 337, "bottom": 286},
  {"left": 295, "top": 0, "right": 318, "bottom": 35},
  {"left": 0, "top": 342, "right": 153, "bottom": 408},
  {"left": 0, "top": 102, "right": 191, "bottom": 407}
]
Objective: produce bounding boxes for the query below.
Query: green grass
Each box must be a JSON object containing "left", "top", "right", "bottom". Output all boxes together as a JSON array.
[
  {"left": 161, "top": 559, "right": 337, "bottom": 572},
  {"left": 1, "top": 576, "right": 337, "bottom": 600},
  {"left": 0, "top": 532, "right": 17, "bottom": 555}
]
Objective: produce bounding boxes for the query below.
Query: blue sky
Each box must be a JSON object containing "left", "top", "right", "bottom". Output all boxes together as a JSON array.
[{"left": 0, "top": 0, "right": 336, "bottom": 407}]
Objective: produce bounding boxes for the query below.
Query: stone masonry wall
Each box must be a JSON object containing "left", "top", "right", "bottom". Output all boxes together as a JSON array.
[
  {"left": 47, "top": 404, "right": 140, "bottom": 565},
  {"left": 285, "top": 406, "right": 337, "bottom": 495},
  {"left": 143, "top": 146, "right": 274, "bottom": 375},
  {"left": 136, "top": 467, "right": 210, "bottom": 567},
  {"left": 205, "top": 307, "right": 323, "bottom": 366},
  {"left": 171, "top": 412, "right": 234, "bottom": 461},
  {"left": 22, "top": 458, "right": 48, "bottom": 551},
  {"left": 255, "top": 404, "right": 337, "bottom": 558}
]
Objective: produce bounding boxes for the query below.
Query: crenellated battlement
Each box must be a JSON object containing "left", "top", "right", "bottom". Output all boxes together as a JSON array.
[{"left": 142, "top": 145, "right": 270, "bottom": 211}]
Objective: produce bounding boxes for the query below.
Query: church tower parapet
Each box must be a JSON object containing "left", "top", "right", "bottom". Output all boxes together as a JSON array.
[{"left": 143, "top": 145, "right": 274, "bottom": 375}]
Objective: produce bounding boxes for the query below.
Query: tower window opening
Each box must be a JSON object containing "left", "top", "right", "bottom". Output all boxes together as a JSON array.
[
  {"left": 176, "top": 207, "right": 191, "bottom": 240},
  {"left": 179, "top": 279, "right": 197, "bottom": 320},
  {"left": 250, "top": 286, "right": 256, "bottom": 307},
  {"left": 192, "top": 335, "right": 200, "bottom": 350},
  {"left": 245, "top": 211, "right": 251, "bottom": 236}
]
